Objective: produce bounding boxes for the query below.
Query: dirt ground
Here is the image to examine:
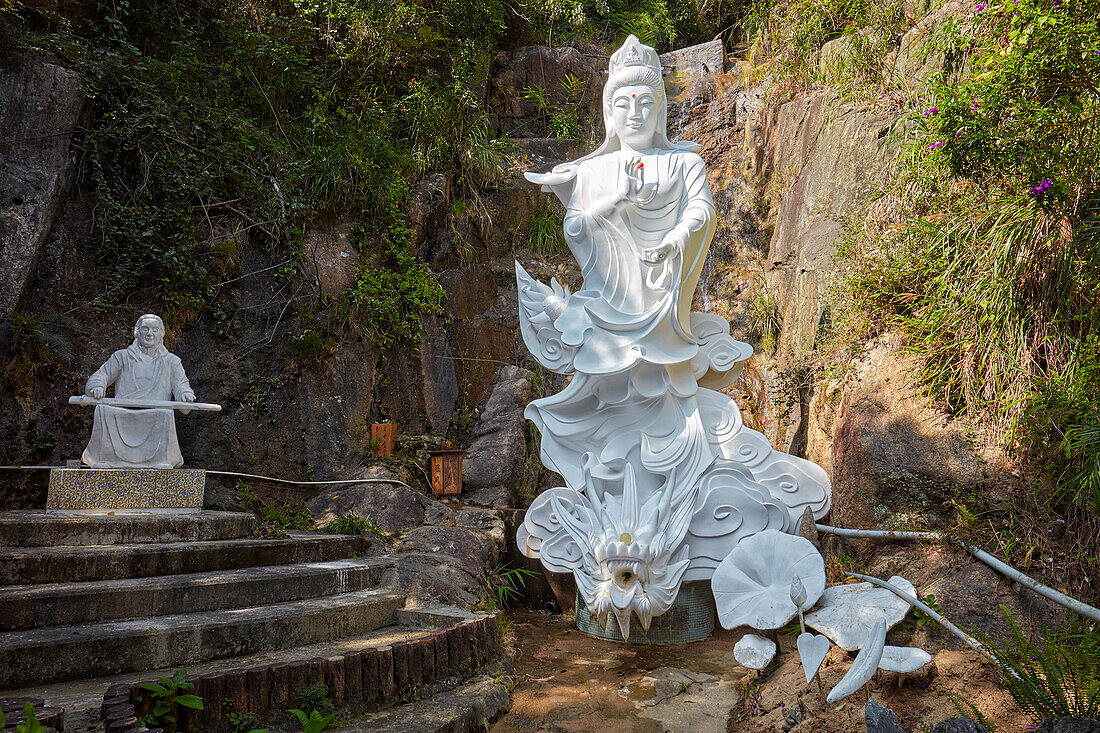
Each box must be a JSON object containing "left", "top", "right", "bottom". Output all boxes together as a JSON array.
[{"left": 493, "top": 611, "right": 1031, "bottom": 733}]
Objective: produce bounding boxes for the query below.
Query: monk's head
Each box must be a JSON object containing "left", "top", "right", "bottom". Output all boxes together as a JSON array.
[{"left": 133, "top": 314, "right": 165, "bottom": 350}]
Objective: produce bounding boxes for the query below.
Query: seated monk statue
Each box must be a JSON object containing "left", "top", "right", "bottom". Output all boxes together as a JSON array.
[{"left": 82, "top": 314, "right": 197, "bottom": 468}]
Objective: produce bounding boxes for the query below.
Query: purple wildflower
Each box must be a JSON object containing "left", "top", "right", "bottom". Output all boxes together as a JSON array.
[
  {"left": 955, "top": 129, "right": 964, "bottom": 137},
  {"left": 923, "top": 107, "right": 939, "bottom": 116},
  {"left": 928, "top": 141, "right": 945, "bottom": 150},
  {"left": 976, "top": 2, "right": 986, "bottom": 10},
  {"left": 1029, "top": 177, "right": 1054, "bottom": 195}
]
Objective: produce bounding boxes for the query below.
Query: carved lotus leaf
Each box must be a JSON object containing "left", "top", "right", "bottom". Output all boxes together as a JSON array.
[
  {"left": 804, "top": 575, "right": 917, "bottom": 651},
  {"left": 879, "top": 645, "right": 932, "bottom": 673},
  {"left": 734, "top": 633, "right": 776, "bottom": 670},
  {"left": 712, "top": 529, "right": 826, "bottom": 630}
]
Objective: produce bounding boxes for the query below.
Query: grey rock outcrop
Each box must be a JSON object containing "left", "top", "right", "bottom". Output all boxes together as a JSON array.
[
  {"left": 307, "top": 464, "right": 431, "bottom": 533},
  {"left": 0, "top": 60, "right": 83, "bottom": 318},
  {"left": 660, "top": 39, "right": 726, "bottom": 77},
  {"left": 823, "top": 340, "right": 981, "bottom": 532},
  {"left": 751, "top": 91, "right": 900, "bottom": 364},
  {"left": 461, "top": 365, "right": 533, "bottom": 508}
]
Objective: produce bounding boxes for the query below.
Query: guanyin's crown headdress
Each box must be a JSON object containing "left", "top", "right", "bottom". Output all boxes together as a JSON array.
[{"left": 608, "top": 35, "right": 661, "bottom": 77}]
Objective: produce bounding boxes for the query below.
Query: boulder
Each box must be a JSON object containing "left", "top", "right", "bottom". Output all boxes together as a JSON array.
[
  {"left": 659, "top": 40, "right": 726, "bottom": 77},
  {"left": 751, "top": 91, "right": 900, "bottom": 366},
  {"left": 307, "top": 465, "right": 441, "bottom": 534},
  {"left": 418, "top": 315, "right": 459, "bottom": 435},
  {"left": 462, "top": 366, "right": 532, "bottom": 500},
  {"left": 382, "top": 524, "right": 500, "bottom": 607},
  {"left": 865, "top": 699, "right": 905, "bottom": 733},
  {"left": 1035, "top": 718, "right": 1100, "bottom": 733},
  {"left": 301, "top": 219, "right": 359, "bottom": 296}
]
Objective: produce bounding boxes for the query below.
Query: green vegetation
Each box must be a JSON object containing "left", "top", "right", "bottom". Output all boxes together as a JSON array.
[
  {"left": 751, "top": 0, "right": 908, "bottom": 90},
  {"left": 976, "top": 608, "right": 1100, "bottom": 721},
  {"left": 487, "top": 563, "right": 538, "bottom": 608},
  {"left": 293, "top": 680, "right": 335, "bottom": 716},
  {"left": 322, "top": 512, "right": 387, "bottom": 540},
  {"left": 526, "top": 202, "right": 570, "bottom": 256},
  {"left": 288, "top": 709, "right": 335, "bottom": 733},
  {"left": 746, "top": 0, "right": 1100, "bottom": 593},
  {"left": 521, "top": 73, "right": 586, "bottom": 139},
  {"left": 134, "top": 668, "right": 204, "bottom": 732}
]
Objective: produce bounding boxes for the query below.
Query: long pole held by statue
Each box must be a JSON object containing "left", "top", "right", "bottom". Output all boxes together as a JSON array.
[{"left": 68, "top": 396, "right": 223, "bottom": 412}]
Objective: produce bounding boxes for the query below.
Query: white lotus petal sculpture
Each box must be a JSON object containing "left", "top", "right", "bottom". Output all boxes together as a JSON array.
[
  {"left": 514, "top": 34, "right": 832, "bottom": 635},
  {"left": 826, "top": 618, "right": 887, "bottom": 703},
  {"left": 734, "top": 633, "right": 776, "bottom": 670},
  {"left": 804, "top": 576, "right": 917, "bottom": 651},
  {"left": 879, "top": 645, "right": 932, "bottom": 673},
  {"left": 796, "top": 631, "right": 831, "bottom": 685},
  {"left": 712, "top": 529, "right": 826, "bottom": 630}
]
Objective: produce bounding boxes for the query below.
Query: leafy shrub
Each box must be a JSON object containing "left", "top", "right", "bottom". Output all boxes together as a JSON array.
[
  {"left": 134, "top": 668, "right": 204, "bottom": 732},
  {"left": 288, "top": 709, "right": 335, "bottom": 733},
  {"left": 260, "top": 501, "right": 315, "bottom": 532},
  {"left": 293, "top": 681, "right": 335, "bottom": 716}
]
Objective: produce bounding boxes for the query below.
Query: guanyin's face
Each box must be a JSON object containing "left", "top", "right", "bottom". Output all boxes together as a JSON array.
[{"left": 610, "top": 84, "right": 659, "bottom": 151}]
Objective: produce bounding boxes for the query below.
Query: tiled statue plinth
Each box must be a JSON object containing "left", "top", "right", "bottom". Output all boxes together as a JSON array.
[{"left": 46, "top": 468, "right": 206, "bottom": 510}]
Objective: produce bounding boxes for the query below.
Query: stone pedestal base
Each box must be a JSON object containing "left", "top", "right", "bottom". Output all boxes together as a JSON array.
[
  {"left": 575, "top": 580, "right": 716, "bottom": 643},
  {"left": 46, "top": 468, "right": 206, "bottom": 510}
]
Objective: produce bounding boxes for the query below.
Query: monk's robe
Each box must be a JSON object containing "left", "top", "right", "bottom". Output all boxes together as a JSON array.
[{"left": 82, "top": 343, "right": 194, "bottom": 468}]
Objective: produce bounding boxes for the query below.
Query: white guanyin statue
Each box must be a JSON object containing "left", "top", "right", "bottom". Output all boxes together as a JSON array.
[{"left": 515, "top": 35, "right": 832, "bottom": 639}]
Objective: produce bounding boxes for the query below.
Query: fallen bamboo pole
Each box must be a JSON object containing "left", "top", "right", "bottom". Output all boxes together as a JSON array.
[{"left": 819, "top": 524, "right": 1100, "bottom": 625}]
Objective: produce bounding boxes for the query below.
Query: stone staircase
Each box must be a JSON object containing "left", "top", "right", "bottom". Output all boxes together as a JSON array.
[{"left": 0, "top": 511, "right": 405, "bottom": 697}]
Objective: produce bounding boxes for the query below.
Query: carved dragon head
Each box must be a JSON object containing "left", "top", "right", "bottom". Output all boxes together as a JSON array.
[{"left": 542, "top": 464, "right": 694, "bottom": 640}]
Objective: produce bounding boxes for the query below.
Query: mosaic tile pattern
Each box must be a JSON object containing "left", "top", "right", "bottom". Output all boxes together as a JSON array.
[
  {"left": 46, "top": 469, "right": 205, "bottom": 510},
  {"left": 575, "top": 580, "right": 716, "bottom": 643}
]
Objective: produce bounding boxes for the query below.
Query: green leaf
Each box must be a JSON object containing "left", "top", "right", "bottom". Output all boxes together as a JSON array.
[{"left": 174, "top": 695, "right": 204, "bottom": 710}]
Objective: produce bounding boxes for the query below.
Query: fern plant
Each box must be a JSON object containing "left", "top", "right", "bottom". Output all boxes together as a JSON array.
[{"left": 975, "top": 608, "right": 1100, "bottom": 721}]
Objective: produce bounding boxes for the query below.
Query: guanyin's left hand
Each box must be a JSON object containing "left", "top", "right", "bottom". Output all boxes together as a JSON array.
[{"left": 642, "top": 229, "right": 686, "bottom": 265}]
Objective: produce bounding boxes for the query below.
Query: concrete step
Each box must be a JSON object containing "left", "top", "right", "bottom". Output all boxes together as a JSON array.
[
  {"left": 0, "top": 532, "right": 369, "bottom": 585},
  {"left": 0, "top": 588, "right": 406, "bottom": 689},
  {"left": 0, "top": 510, "right": 256, "bottom": 547},
  {"left": 0, "top": 625, "right": 432, "bottom": 733},
  {"left": 0, "top": 557, "right": 392, "bottom": 631}
]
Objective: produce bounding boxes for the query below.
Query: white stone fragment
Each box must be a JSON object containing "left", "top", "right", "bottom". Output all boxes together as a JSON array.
[
  {"left": 879, "top": 645, "right": 932, "bottom": 673},
  {"left": 734, "top": 634, "right": 776, "bottom": 670},
  {"left": 805, "top": 575, "right": 918, "bottom": 651},
  {"left": 712, "top": 529, "right": 826, "bottom": 630}
]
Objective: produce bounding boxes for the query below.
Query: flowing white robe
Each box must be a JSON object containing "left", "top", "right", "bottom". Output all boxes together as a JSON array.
[{"left": 82, "top": 343, "right": 194, "bottom": 468}]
